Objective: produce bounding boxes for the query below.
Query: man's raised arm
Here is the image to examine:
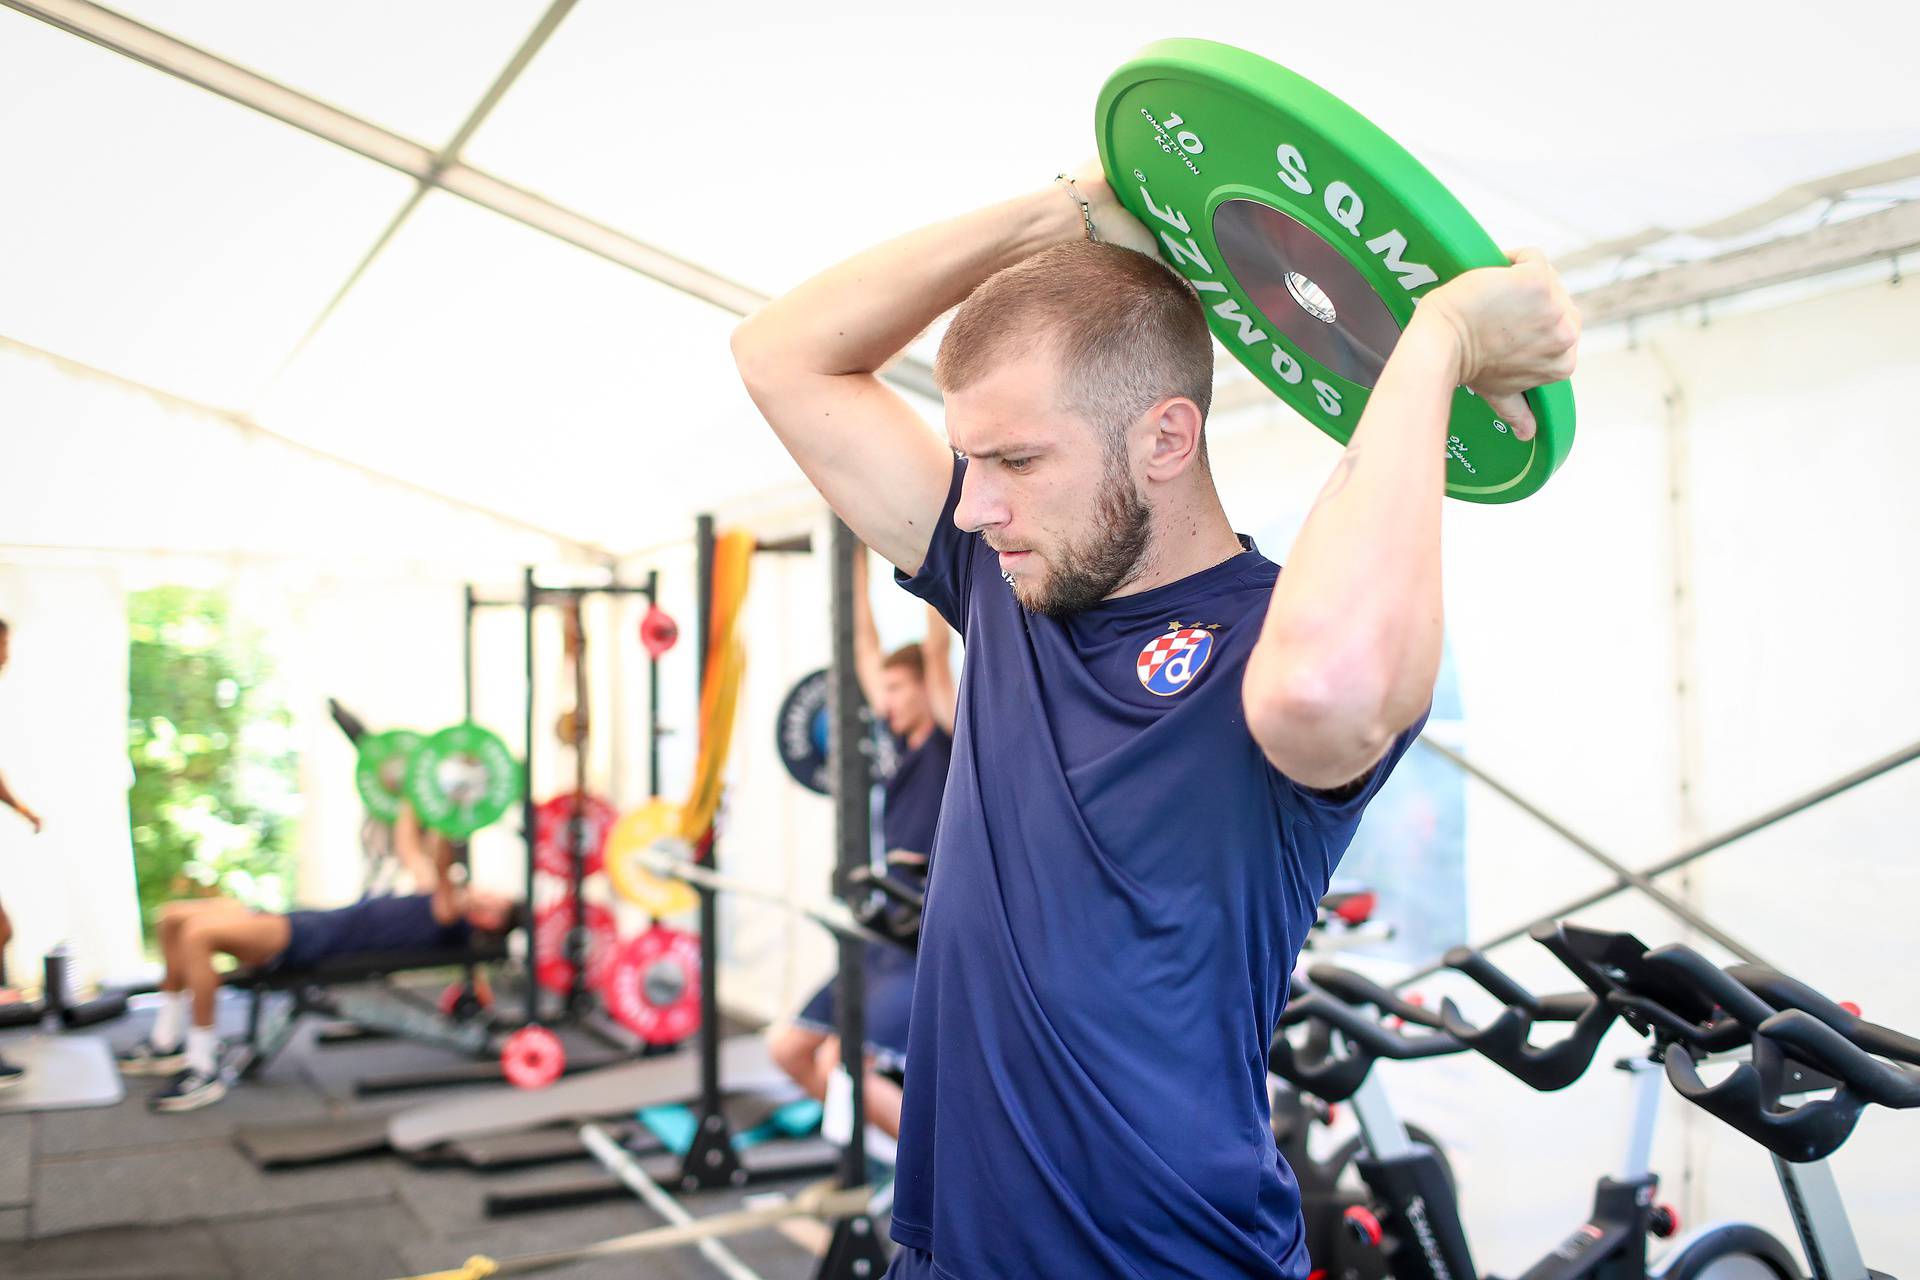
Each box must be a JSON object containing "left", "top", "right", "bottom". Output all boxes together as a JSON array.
[
  {"left": 923, "top": 605, "right": 958, "bottom": 736},
  {"left": 850, "top": 547, "right": 886, "bottom": 713},
  {"left": 1243, "top": 251, "right": 1579, "bottom": 790},
  {"left": 730, "top": 179, "right": 1137, "bottom": 576}
]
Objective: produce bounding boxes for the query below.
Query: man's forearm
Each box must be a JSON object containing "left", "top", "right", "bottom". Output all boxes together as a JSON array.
[
  {"left": 923, "top": 607, "right": 957, "bottom": 734},
  {"left": 1247, "top": 316, "right": 1460, "bottom": 768},
  {"left": 392, "top": 807, "right": 438, "bottom": 889},
  {"left": 922, "top": 611, "right": 952, "bottom": 683},
  {"left": 851, "top": 550, "right": 885, "bottom": 709},
  {"left": 396, "top": 849, "right": 437, "bottom": 893},
  {"left": 733, "top": 188, "right": 1083, "bottom": 378}
]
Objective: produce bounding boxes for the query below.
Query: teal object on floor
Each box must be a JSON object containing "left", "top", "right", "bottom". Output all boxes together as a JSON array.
[{"left": 637, "top": 1098, "right": 824, "bottom": 1156}]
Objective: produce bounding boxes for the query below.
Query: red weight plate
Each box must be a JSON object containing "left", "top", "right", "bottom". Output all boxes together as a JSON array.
[
  {"left": 438, "top": 976, "right": 494, "bottom": 1017},
  {"left": 533, "top": 793, "right": 618, "bottom": 878},
  {"left": 602, "top": 926, "right": 702, "bottom": 1047},
  {"left": 533, "top": 896, "right": 619, "bottom": 996},
  {"left": 640, "top": 605, "right": 679, "bottom": 658},
  {"left": 501, "top": 1024, "right": 566, "bottom": 1090}
]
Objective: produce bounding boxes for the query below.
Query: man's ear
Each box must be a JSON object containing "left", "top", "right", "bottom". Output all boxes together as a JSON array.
[{"left": 1141, "top": 397, "right": 1206, "bottom": 482}]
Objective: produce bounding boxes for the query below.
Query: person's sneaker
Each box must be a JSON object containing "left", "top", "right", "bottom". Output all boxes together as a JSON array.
[
  {"left": 117, "top": 1038, "right": 186, "bottom": 1076},
  {"left": 150, "top": 1064, "right": 226, "bottom": 1113},
  {"left": 0, "top": 1053, "right": 23, "bottom": 1090}
]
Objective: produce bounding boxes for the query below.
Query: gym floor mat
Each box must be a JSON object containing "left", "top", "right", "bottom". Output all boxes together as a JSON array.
[
  {"left": 37, "top": 1074, "right": 330, "bottom": 1157},
  {"left": 0, "top": 1035, "right": 124, "bottom": 1115},
  {"left": 388, "top": 1033, "right": 788, "bottom": 1152},
  {"left": 233, "top": 1112, "right": 396, "bottom": 1168}
]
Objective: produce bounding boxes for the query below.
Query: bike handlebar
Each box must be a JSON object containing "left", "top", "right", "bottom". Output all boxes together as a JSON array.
[
  {"left": 1269, "top": 970, "right": 1465, "bottom": 1102},
  {"left": 1550, "top": 935, "right": 1920, "bottom": 1163},
  {"left": 1434, "top": 941, "right": 1617, "bottom": 1092}
]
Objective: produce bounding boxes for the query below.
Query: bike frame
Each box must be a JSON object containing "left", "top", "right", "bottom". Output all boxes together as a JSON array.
[{"left": 1346, "top": 1056, "right": 1666, "bottom": 1280}]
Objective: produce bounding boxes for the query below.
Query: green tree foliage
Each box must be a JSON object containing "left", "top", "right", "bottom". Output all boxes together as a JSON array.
[{"left": 127, "top": 587, "right": 299, "bottom": 939}]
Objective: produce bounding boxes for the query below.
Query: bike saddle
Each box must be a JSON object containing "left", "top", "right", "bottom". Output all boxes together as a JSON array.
[{"left": 1318, "top": 890, "right": 1377, "bottom": 927}]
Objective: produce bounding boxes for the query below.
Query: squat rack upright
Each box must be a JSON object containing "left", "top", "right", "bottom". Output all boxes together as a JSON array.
[
  {"left": 464, "top": 569, "right": 662, "bottom": 1032},
  {"left": 672, "top": 517, "right": 839, "bottom": 1195},
  {"left": 669, "top": 513, "right": 890, "bottom": 1280}
]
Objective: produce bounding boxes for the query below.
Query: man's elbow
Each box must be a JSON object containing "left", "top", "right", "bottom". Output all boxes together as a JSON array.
[
  {"left": 730, "top": 317, "right": 778, "bottom": 389},
  {"left": 1244, "top": 666, "right": 1409, "bottom": 790}
]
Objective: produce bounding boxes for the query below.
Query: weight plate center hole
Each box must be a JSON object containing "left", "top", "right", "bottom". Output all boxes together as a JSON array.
[
  {"left": 644, "top": 961, "right": 686, "bottom": 1007},
  {"left": 1285, "top": 271, "right": 1337, "bottom": 324},
  {"left": 440, "top": 755, "right": 487, "bottom": 803},
  {"left": 1212, "top": 197, "right": 1402, "bottom": 387}
]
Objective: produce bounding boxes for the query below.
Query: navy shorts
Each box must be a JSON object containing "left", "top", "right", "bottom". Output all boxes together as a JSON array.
[
  {"left": 275, "top": 910, "right": 341, "bottom": 971},
  {"left": 794, "top": 943, "right": 916, "bottom": 1070},
  {"left": 270, "top": 895, "right": 465, "bottom": 972}
]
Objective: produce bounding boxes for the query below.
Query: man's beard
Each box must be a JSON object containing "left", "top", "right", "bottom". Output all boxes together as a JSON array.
[{"left": 1005, "top": 449, "right": 1152, "bottom": 618}]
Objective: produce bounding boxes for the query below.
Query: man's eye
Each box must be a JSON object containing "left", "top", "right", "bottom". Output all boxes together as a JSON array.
[{"left": 1005, "top": 457, "right": 1034, "bottom": 474}]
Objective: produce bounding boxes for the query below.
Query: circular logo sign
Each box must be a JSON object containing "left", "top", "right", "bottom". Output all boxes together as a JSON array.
[{"left": 775, "top": 668, "right": 899, "bottom": 794}]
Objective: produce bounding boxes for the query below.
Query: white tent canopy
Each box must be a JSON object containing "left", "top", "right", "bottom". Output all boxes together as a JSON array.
[
  {"left": 2, "top": 1, "right": 1918, "bottom": 1266},
  {"left": 4, "top": 0, "right": 1919, "bottom": 552}
]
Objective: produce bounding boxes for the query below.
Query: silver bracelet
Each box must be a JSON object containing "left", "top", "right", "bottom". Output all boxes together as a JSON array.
[{"left": 1054, "top": 174, "right": 1100, "bottom": 243}]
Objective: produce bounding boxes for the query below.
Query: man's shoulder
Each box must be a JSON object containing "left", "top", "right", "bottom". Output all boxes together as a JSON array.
[
  {"left": 1186, "top": 551, "right": 1281, "bottom": 620},
  {"left": 1237, "top": 549, "right": 1282, "bottom": 590}
]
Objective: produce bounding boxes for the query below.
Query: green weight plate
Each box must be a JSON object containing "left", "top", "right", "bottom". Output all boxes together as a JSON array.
[
  {"left": 405, "top": 723, "right": 523, "bottom": 838},
  {"left": 1096, "top": 38, "right": 1574, "bottom": 502},
  {"left": 354, "top": 730, "right": 425, "bottom": 824}
]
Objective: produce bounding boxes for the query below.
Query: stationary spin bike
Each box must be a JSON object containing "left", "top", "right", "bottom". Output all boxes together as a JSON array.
[
  {"left": 1272, "top": 891, "right": 1457, "bottom": 1280},
  {"left": 1272, "top": 966, "right": 1461, "bottom": 1280},
  {"left": 1281, "top": 933, "right": 1808, "bottom": 1280},
  {"left": 1497, "top": 924, "right": 1920, "bottom": 1280}
]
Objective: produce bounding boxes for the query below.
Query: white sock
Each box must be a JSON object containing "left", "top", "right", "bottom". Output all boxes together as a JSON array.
[
  {"left": 151, "top": 991, "right": 189, "bottom": 1049},
  {"left": 823, "top": 1067, "right": 854, "bottom": 1146},
  {"left": 821, "top": 1069, "right": 899, "bottom": 1163},
  {"left": 185, "top": 1024, "right": 220, "bottom": 1075}
]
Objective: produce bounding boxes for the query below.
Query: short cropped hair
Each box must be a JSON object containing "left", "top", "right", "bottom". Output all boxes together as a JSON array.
[
  {"left": 935, "top": 241, "right": 1214, "bottom": 447},
  {"left": 882, "top": 643, "right": 924, "bottom": 682}
]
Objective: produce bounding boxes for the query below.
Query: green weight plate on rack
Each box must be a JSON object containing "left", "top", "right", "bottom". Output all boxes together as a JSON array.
[
  {"left": 405, "top": 722, "right": 522, "bottom": 838},
  {"left": 1096, "top": 38, "right": 1574, "bottom": 502},
  {"left": 354, "top": 729, "right": 425, "bottom": 824}
]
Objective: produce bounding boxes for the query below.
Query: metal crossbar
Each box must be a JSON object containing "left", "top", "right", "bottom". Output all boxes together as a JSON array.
[{"left": 1401, "top": 736, "right": 1920, "bottom": 984}]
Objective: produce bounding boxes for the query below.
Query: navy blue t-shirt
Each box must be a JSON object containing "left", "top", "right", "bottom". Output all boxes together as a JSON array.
[
  {"left": 882, "top": 725, "right": 952, "bottom": 862},
  {"left": 887, "top": 461, "right": 1424, "bottom": 1279}
]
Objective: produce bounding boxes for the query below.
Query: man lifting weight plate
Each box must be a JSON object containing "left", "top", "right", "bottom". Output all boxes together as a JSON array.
[{"left": 730, "top": 39, "right": 1577, "bottom": 1279}]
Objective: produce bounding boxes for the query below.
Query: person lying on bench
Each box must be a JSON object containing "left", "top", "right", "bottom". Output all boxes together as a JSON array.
[{"left": 124, "top": 803, "right": 518, "bottom": 1112}]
